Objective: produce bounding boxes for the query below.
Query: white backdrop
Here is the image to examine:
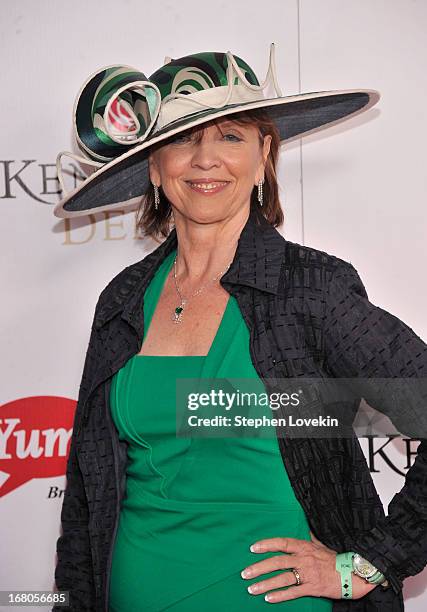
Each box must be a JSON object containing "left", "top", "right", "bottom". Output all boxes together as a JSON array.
[{"left": 1, "top": 0, "right": 426, "bottom": 610}]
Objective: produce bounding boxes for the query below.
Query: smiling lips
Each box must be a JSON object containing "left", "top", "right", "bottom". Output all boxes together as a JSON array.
[{"left": 186, "top": 180, "right": 230, "bottom": 195}]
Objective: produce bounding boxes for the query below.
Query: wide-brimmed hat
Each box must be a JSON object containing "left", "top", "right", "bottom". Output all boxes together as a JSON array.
[{"left": 53, "top": 43, "right": 380, "bottom": 219}]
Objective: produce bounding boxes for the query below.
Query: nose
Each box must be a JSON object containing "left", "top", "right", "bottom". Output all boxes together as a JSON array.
[{"left": 190, "top": 138, "right": 222, "bottom": 170}]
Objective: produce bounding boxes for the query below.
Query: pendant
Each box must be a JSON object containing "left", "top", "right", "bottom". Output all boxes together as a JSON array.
[{"left": 172, "top": 299, "right": 187, "bottom": 323}]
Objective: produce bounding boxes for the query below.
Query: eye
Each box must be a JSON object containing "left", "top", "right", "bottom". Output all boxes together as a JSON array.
[
  {"left": 169, "top": 133, "right": 192, "bottom": 145},
  {"left": 223, "top": 133, "right": 242, "bottom": 142}
]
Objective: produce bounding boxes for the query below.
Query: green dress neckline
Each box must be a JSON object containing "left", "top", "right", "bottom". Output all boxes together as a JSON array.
[{"left": 134, "top": 247, "right": 232, "bottom": 360}]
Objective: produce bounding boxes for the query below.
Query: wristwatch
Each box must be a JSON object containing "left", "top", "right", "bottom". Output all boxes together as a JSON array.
[{"left": 351, "top": 553, "right": 390, "bottom": 588}]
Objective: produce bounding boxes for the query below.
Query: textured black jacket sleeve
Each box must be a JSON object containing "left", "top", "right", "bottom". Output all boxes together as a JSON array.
[
  {"left": 323, "top": 261, "right": 427, "bottom": 594},
  {"left": 52, "top": 322, "right": 98, "bottom": 611}
]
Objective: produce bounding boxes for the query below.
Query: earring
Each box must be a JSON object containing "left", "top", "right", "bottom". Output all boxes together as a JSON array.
[
  {"left": 257, "top": 179, "right": 264, "bottom": 207},
  {"left": 153, "top": 183, "right": 160, "bottom": 210}
]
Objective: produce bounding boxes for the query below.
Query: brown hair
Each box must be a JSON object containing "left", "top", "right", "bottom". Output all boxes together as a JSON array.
[{"left": 135, "top": 107, "right": 284, "bottom": 242}]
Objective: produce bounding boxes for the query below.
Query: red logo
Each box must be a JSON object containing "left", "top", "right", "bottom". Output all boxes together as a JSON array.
[{"left": 0, "top": 396, "right": 75, "bottom": 497}]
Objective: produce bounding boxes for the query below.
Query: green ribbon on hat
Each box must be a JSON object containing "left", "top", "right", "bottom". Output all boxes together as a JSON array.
[{"left": 74, "top": 65, "right": 162, "bottom": 163}]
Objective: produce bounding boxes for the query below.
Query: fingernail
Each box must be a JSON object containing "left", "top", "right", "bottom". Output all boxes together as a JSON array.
[
  {"left": 250, "top": 543, "right": 260, "bottom": 552},
  {"left": 241, "top": 568, "right": 251, "bottom": 578}
]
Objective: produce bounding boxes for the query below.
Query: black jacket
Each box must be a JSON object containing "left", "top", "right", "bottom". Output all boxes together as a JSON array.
[{"left": 53, "top": 204, "right": 427, "bottom": 611}]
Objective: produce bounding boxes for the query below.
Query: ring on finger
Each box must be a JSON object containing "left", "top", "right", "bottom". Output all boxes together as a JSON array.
[{"left": 291, "top": 568, "right": 302, "bottom": 586}]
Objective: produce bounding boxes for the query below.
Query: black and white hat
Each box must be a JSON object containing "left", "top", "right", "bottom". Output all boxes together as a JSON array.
[{"left": 54, "top": 43, "right": 380, "bottom": 218}]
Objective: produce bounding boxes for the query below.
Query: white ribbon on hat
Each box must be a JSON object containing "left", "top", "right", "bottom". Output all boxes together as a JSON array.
[
  {"left": 154, "top": 42, "right": 283, "bottom": 132},
  {"left": 56, "top": 151, "right": 104, "bottom": 197}
]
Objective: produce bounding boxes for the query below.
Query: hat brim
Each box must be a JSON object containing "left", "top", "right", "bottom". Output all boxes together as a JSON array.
[{"left": 53, "top": 89, "right": 380, "bottom": 218}]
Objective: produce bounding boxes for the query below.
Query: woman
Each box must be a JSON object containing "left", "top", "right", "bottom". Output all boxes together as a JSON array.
[{"left": 53, "top": 46, "right": 427, "bottom": 611}]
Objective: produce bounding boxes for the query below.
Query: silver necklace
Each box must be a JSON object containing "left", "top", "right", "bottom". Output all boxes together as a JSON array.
[{"left": 171, "top": 254, "right": 233, "bottom": 323}]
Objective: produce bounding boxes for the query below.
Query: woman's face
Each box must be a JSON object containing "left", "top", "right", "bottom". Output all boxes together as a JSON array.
[{"left": 148, "top": 117, "right": 272, "bottom": 222}]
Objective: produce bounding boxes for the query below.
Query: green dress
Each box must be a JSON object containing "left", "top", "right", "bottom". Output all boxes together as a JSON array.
[{"left": 108, "top": 247, "right": 333, "bottom": 612}]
